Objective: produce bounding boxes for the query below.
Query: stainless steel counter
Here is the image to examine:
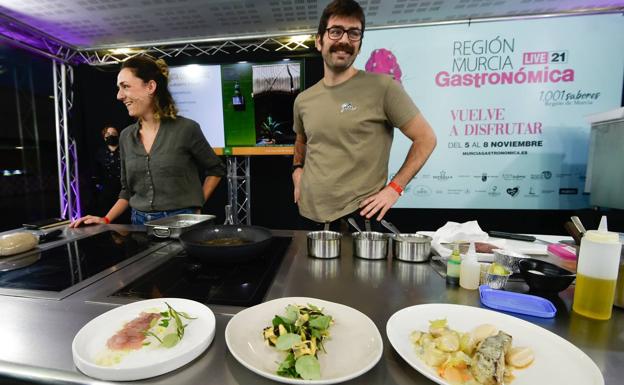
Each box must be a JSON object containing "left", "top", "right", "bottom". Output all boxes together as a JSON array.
[{"left": 1, "top": 225, "right": 622, "bottom": 384}]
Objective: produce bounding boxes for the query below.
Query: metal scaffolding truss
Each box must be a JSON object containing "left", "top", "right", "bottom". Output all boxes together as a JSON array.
[
  {"left": 52, "top": 61, "right": 81, "bottom": 221},
  {"left": 0, "top": 13, "right": 80, "bottom": 64},
  {"left": 78, "top": 37, "right": 312, "bottom": 66},
  {"left": 2, "top": 10, "right": 313, "bottom": 66},
  {"left": 2, "top": 12, "right": 313, "bottom": 66},
  {"left": 226, "top": 157, "right": 251, "bottom": 225}
]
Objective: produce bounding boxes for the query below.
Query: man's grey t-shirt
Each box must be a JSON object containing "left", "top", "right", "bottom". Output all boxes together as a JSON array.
[{"left": 293, "top": 71, "right": 420, "bottom": 222}]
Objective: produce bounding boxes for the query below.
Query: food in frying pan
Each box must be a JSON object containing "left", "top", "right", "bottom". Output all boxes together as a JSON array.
[{"left": 198, "top": 237, "right": 251, "bottom": 246}]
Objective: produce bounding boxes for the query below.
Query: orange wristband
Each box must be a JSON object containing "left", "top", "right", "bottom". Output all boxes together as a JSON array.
[
  {"left": 388, "top": 181, "right": 404, "bottom": 196},
  {"left": 102, "top": 216, "right": 110, "bottom": 224}
]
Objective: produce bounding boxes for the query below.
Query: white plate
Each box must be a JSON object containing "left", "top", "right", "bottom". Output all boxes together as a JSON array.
[
  {"left": 386, "top": 304, "right": 603, "bottom": 385},
  {"left": 72, "top": 298, "right": 215, "bottom": 381},
  {"left": 225, "top": 297, "right": 383, "bottom": 384}
]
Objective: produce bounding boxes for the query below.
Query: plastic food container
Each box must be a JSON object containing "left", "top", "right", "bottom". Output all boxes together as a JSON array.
[
  {"left": 547, "top": 243, "right": 578, "bottom": 271},
  {"left": 479, "top": 285, "right": 557, "bottom": 318}
]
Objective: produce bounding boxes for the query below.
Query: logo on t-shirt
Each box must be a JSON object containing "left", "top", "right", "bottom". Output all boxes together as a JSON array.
[{"left": 340, "top": 102, "right": 357, "bottom": 113}]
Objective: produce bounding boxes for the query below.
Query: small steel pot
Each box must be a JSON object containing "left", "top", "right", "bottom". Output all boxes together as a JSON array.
[
  {"left": 392, "top": 233, "right": 432, "bottom": 262},
  {"left": 352, "top": 232, "right": 389, "bottom": 260},
  {"left": 307, "top": 231, "right": 342, "bottom": 259}
]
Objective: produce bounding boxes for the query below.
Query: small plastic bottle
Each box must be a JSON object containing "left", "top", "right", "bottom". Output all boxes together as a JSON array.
[
  {"left": 446, "top": 244, "right": 461, "bottom": 285},
  {"left": 460, "top": 242, "right": 480, "bottom": 290},
  {"left": 572, "top": 216, "right": 622, "bottom": 320}
]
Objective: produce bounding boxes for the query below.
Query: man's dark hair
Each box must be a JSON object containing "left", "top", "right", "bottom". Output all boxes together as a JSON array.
[
  {"left": 317, "top": 0, "right": 365, "bottom": 41},
  {"left": 100, "top": 125, "right": 118, "bottom": 138}
]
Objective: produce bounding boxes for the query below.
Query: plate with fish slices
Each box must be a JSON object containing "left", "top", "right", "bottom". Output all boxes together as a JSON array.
[
  {"left": 386, "top": 304, "right": 603, "bottom": 385},
  {"left": 72, "top": 298, "right": 215, "bottom": 381}
]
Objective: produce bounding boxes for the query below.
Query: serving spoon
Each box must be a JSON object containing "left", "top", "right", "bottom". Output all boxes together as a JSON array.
[
  {"left": 347, "top": 217, "right": 363, "bottom": 233},
  {"left": 380, "top": 219, "right": 405, "bottom": 241}
]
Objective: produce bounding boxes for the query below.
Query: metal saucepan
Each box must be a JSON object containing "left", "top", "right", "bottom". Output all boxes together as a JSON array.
[
  {"left": 348, "top": 217, "right": 388, "bottom": 260},
  {"left": 380, "top": 220, "right": 432, "bottom": 262},
  {"left": 307, "top": 223, "right": 341, "bottom": 259},
  {"left": 179, "top": 224, "right": 273, "bottom": 263},
  {"left": 352, "top": 232, "right": 389, "bottom": 260},
  {"left": 392, "top": 233, "right": 432, "bottom": 262}
]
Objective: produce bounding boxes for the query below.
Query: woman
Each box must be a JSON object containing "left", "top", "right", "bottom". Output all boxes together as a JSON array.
[{"left": 71, "top": 57, "right": 225, "bottom": 227}]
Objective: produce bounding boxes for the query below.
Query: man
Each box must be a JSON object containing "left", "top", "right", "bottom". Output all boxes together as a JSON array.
[{"left": 292, "top": 0, "right": 437, "bottom": 228}]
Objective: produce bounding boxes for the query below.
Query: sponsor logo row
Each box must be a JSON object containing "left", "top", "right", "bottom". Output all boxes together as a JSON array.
[
  {"left": 409, "top": 185, "right": 579, "bottom": 198},
  {"left": 416, "top": 170, "right": 581, "bottom": 182}
]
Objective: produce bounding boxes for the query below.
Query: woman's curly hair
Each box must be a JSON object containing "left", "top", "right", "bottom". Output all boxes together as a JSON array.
[{"left": 121, "top": 56, "right": 178, "bottom": 120}]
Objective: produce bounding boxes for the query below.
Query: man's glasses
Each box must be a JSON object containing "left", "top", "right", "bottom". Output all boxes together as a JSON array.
[{"left": 325, "top": 26, "right": 363, "bottom": 41}]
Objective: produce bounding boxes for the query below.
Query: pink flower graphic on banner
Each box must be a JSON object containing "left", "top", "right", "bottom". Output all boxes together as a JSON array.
[{"left": 365, "top": 48, "right": 402, "bottom": 83}]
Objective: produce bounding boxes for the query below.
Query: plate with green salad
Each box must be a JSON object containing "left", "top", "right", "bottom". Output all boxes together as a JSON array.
[{"left": 225, "top": 297, "right": 383, "bottom": 384}]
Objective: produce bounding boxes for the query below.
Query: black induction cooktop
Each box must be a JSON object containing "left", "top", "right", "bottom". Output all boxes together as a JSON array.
[
  {"left": 112, "top": 236, "right": 292, "bottom": 307},
  {"left": 0, "top": 230, "right": 154, "bottom": 293}
]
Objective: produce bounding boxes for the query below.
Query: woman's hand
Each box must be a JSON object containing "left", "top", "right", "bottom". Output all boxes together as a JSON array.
[{"left": 69, "top": 215, "right": 107, "bottom": 228}]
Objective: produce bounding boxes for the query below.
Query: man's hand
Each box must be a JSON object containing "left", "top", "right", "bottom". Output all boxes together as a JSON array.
[
  {"left": 359, "top": 185, "right": 400, "bottom": 220},
  {"left": 292, "top": 167, "right": 303, "bottom": 203}
]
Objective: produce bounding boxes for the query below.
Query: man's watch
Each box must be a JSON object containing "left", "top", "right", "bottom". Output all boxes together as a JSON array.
[{"left": 292, "top": 164, "right": 304, "bottom": 172}]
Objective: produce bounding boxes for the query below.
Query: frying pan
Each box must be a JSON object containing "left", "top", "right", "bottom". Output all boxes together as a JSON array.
[{"left": 178, "top": 225, "right": 273, "bottom": 263}]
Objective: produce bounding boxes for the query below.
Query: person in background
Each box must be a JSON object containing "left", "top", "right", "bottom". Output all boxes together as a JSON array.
[
  {"left": 291, "top": 0, "right": 437, "bottom": 230},
  {"left": 92, "top": 125, "right": 126, "bottom": 221},
  {"left": 71, "top": 56, "right": 225, "bottom": 227}
]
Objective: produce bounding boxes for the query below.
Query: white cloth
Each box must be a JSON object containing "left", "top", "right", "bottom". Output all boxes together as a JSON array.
[
  {"left": 422, "top": 220, "right": 549, "bottom": 262},
  {"left": 432, "top": 221, "right": 489, "bottom": 244}
]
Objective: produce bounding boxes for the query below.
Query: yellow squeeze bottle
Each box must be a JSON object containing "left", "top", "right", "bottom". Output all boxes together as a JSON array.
[{"left": 572, "top": 216, "right": 622, "bottom": 320}]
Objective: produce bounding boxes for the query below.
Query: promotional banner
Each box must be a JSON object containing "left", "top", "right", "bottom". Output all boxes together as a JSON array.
[
  {"left": 356, "top": 14, "right": 624, "bottom": 209},
  {"left": 169, "top": 65, "right": 225, "bottom": 148}
]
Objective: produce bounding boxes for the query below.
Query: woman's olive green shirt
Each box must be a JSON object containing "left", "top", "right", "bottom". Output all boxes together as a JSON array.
[{"left": 118, "top": 116, "right": 225, "bottom": 212}]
